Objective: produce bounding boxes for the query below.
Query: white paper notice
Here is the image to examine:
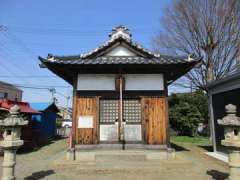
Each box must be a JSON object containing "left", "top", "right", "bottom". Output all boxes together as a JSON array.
[{"left": 78, "top": 116, "right": 93, "bottom": 128}]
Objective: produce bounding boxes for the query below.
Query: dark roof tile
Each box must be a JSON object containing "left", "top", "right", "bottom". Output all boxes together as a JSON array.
[{"left": 40, "top": 55, "right": 200, "bottom": 65}]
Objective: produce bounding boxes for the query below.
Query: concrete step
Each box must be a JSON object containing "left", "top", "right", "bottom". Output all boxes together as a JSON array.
[
  {"left": 71, "top": 149, "right": 175, "bottom": 162},
  {"left": 95, "top": 153, "right": 146, "bottom": 162},
  {"left": 75, "top": 144, "right": 168, "bottom": 150},
  {"left": 52, "top": 152, "right": 191, "bottom": 171}
]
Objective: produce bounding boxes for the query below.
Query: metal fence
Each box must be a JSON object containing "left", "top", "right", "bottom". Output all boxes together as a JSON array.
[{"left": 56, "top": 127, "right": 72, "bottom": 137}]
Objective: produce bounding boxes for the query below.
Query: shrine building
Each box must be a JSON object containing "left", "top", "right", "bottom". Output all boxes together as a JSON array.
[{"left": 39, "top": 26, "right": 200, "bottom": 153}]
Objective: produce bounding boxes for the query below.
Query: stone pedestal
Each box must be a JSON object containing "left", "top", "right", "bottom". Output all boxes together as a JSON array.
[
  {"left": 2, "top": 149, "right": 17, "bottom": 180},
  {"left": 228, "top": 151, "right": 240, "bottom": 180}
]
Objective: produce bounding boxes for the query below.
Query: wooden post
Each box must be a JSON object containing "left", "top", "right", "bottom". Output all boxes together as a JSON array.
[
  {"left": 118, "top": 74, "right": 125, "bottom": 148},
  {"left": 164, "top": 76, "right": 170, "bottom": 148},
  {"left": 71, "top": 77, "right": 78, "bottom": 148}
]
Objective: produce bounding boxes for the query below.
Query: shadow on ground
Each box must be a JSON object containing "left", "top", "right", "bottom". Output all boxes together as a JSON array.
[
  {"left": 24, "top": 170, "right": 55, "bottom": 180},
  {"left": 207, "top": 170, "right": 228, "bottom": 180},
  {"left": 170, "top": 143, "right": 190, "bottom": 151},
  {"left": 17, "top": 137, "right": 66, "bottom": 155},
  {"left": 198, "top": 145, "right": 213, "bottom": 152}
]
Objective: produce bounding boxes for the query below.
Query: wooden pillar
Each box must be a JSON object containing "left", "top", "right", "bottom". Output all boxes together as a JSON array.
[
  {"left": 119, "top": 75, "right": 124, "bottom": 142},
  {"left": 208, "top": 92, "right": 217, "bottom": 152},
  {"left": 71, "top": 77, "right": 78, "bottom": 148},
  {"left": 164, "top": 76, "right": 170, "bottom": 147}
]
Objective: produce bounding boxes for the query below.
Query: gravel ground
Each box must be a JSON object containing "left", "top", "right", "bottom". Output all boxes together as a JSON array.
[{"left": 0, "top": 138, "right": 229, "bottom": 180}]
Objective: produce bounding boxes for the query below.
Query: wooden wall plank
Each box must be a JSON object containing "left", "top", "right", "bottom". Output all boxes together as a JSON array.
[
  {"left": 142, "top": 97, "right": 168, "bottom": 145},
  {"left": 75, "top": 96, "right": 99, "bottom": 144}
]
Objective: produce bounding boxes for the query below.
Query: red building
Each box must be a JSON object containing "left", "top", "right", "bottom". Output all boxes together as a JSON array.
[{"left": 0, "top": 99, "right": 40, "bottom": 150}]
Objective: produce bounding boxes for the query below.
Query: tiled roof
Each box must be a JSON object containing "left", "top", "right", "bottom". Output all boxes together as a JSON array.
[
  {"left": 40, "top": 55, "right": 200, "bottom": 65},
  {"left": 39, "top": 26, "right": 202, "bottom": 85},
  {"left": 0, "top": 99, "right": 40, "bottom": 114},
  {"left": 79, "top": 36, "right": 160, "bottom": 59},
  {"left": 40, "top": 26, "right": 201, "bottom": 66}
]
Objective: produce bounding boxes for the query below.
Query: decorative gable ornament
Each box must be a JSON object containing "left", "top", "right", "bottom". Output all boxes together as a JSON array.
[
  {"left": 109, "top": 25, "right": 132, "bottom": 40},
  {"left": 79, "top": 25, "right": 161, "bottom": 59}
]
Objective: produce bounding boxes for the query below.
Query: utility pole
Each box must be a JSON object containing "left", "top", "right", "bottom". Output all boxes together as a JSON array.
[
  {"left": 66, "top": 95, "right": 70, "bottom": 109},
  {"left": 190, "top": 81, "right": 193, "bottom": 93},
  {"left": 49, "top": 88, "right": 56, "bottom": 103}
]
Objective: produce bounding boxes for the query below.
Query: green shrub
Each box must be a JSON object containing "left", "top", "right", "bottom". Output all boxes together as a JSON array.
[
  {"left": 169, "top": 90, "right": 208, "bottom": 136},
  {"left": 56, "top": 120, "right": 63, "bottom": 128}
]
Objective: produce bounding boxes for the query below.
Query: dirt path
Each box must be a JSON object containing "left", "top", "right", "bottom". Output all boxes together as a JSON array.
[
  {"left": 16, "top": 139, "right": 67, "bottom": 179},
  {"left": 0, "top": 139, "right": 229, "bottom": 180},
  {"left": 49, "top": 145, "right": 228, "bottom": 180}
]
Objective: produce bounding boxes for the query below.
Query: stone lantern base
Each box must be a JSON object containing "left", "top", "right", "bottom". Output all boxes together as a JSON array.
[
  {"left": 228, "top": 151, "right": 240, "bottom": 180},
  {"left": 2, "top": 148, "right": 17, "bottom": 180}
]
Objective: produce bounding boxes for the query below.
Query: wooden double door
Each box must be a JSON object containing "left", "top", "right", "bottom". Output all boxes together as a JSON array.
[
  {"left": 75, "top": 96, "right": 168, "bottom": 145},
  {"left": 99, "top": 98, "right": 142, "bottom": 142}
]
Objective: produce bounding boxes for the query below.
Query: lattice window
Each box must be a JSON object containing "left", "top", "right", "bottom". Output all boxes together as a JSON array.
[
  {"left": 100, "top": 99, "right": 141, "bottom": 124},
  {"left": 100, "top": 100, "right": 119, "bottom": 124},
  {"left": 123, "top": 99, "right": 141, "bottom": 124}
]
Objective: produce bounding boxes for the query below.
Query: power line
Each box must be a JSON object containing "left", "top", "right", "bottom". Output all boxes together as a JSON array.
[
  {"left": 3, "top": 30, "right": 37, "bottom": 58},
  {"left": 4, "top": 25, "right": 156, "bottom": 41},
  {"left": 13, "top": 84, "right": 71, "bottom": 89},
  {"left": 8, "top": 25, "right": 156, "bottom": 33},
  {"left": 0, "top": 25, "right": 59, "bottom": 87},
  {"left": 0, "top": 75, "right": 58, "bottom": 78},
  {"left": 0, "top": 25, "right": 7, "bottom": 31},
  {"left": 0, "top": 26, "right": 38, "bottom": 78}
]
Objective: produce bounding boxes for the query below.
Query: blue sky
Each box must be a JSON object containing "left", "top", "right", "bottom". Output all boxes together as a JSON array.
[{"left": 0, "top": 0, "right": 184, "bottom": 107}]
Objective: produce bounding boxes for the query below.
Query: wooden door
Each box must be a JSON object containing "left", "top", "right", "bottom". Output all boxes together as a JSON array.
[
  {"left": 99, "top": 99, "right": 119, "bottom": 142},
  {"left": 142, "top": 97, "right": 168, "bottom": 145},
  {"left": 123, "top": 99, "right": 142, "bottom": 142},
  {"left": 99, "top": 98, "right": 142, "bottom": 142}
]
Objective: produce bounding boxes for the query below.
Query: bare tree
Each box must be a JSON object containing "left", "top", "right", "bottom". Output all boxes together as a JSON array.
[{"left": 153, "top": 0, "right": 240, "bottom": 92}]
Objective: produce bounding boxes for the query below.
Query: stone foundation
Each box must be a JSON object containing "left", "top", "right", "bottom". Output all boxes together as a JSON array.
[{"left": 66, "top": 144, "right": 175, "bottom": 161}]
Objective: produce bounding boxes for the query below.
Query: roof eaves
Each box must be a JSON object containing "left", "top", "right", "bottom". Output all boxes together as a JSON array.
[
  {"left": 207, "top": 70, "right": 240, "bottom": 89},
  {"left": 39, "top": 55, "right": 202, "bottom": 66}
]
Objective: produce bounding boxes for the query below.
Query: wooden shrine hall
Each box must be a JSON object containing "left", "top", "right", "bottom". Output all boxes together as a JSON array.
[{"left": 40, "top": 26, "right": 200, "bottom": 156}]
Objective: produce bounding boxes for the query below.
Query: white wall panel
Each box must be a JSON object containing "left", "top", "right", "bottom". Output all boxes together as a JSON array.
[
  {"left": 125, "top": 74, "right": 164, "bottom": 90},
  {"left": 77, "top": 74, "right": 115, "bottom": 90},
  {"left": 106, "top": 45, "right": 136, "bottom": 56},
  {"left": 100, "top": 124, "right": 118, "bottom": 141},
  {"left": 124, "top": 124, "right": 142, "bottom": 141}
]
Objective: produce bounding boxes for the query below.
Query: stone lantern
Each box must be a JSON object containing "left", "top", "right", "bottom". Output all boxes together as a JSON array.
[
  {"left": 0, "top": 105, "right": 28, "bottom": 180},
  {"left": 217, "top": 104, "right": 240, "bottom": 180}
]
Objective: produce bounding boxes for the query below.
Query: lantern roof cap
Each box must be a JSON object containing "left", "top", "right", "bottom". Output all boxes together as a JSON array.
[
  {"left": 218, "top": 104, "right": 240, "bottom": 126},
  {"left": 0, "top": 105, "right": 28, "bottom": 127}
]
